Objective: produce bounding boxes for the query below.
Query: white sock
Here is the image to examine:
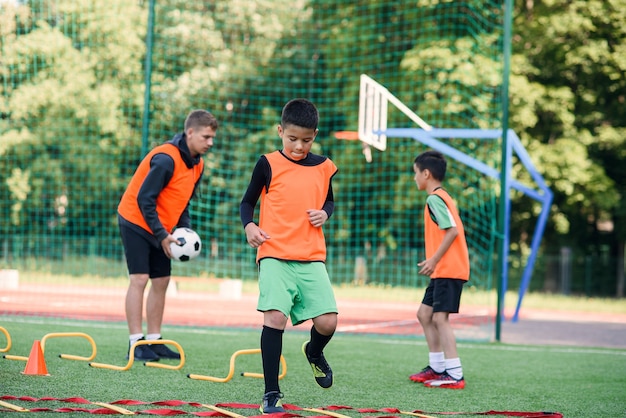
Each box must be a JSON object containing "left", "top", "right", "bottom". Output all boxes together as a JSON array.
[
  {"left": 129, "top": 334, "right": 144, "bottom": 345},
  {"left": 445, "top": 357, "right": 463, "bottom": 379},
  {"left": 429, "top": 352, "right": 445, "bottom": 373},
  {"left": 146, "top": 333, "right": 161, "bottom": 341}
]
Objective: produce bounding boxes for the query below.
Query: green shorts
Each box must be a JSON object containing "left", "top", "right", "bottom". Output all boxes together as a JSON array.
[{"left": 258, "top": 258, "right": 338, "bottom": 326}]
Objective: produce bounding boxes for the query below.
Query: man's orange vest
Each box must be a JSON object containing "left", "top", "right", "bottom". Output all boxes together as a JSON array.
[
  {"left": 256, "top": 151, "right": 337, "bottom": 263},
  {"left": 118, "top": 143, "right": 203, "bottom": 235},
  {"left": 424, "top": 188, "right": 470, "bottom": 281}
]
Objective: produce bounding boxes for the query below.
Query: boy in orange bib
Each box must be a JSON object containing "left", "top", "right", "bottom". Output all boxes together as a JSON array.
[
  {"left": 409, "top": 150, "right": 470, "bottom": 390},
  {"left": 240, "top": 99, "right": 338, "bottom": 413}
]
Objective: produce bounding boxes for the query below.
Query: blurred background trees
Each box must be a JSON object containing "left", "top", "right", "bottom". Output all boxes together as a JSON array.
[{"left": 1, "top": 0, "right": 624, "bottom": 297}]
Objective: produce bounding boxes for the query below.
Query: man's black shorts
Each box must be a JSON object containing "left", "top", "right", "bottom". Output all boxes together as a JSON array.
[
  {"left": 421, "top": 278, "right": 466, "bottom": 313},
  {"left": 119, "top": 223, "right": 171, "bottom": 278}
]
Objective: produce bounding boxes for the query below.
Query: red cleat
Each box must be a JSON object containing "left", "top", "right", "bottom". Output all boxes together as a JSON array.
[
  {"left": 424, "top": 372, "right": 465, "bottom": 389},
  {"left": 409, "top": 365, "right": 444, "bottom": 383}
]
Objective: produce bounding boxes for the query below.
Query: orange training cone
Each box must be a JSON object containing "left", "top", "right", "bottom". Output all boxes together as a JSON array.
[{"left": 22, "top": 340, "right": 49, "bottom": 376}]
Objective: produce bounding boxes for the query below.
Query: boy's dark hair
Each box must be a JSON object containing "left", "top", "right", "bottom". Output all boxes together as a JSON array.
[
  {"left": 281, "top": 98, "right": 319, "bottom": 130},
  {"left": 185, "top": 109, "right": 219, "bottom": 131},
  {"left": 414, "top": 150, "right": 447, "bottom": 181}
]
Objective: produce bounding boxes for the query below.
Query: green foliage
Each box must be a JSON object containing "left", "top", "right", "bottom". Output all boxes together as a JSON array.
[
  {"left": 1, "top": 0, "right": 625, "bottom": 295},
  {"left": 0, "top": 0, "right": 143, "bottom": 242},
  {"left": 510, "top": 0, "right": 626, "bottom": 258}
]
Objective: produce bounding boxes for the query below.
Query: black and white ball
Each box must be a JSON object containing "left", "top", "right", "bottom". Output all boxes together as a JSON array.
[{"left": 170, "top": 228, "right": 202, "bottom": 261}]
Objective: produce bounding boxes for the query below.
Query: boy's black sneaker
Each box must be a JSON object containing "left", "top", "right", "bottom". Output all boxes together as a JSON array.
[
  {"left": 149, "top": 338, "right": 181, "bottom": 359},
  {"left": 127, "top": 338, "right": 159, "bottom": 362},
  {"left": 302, "top": 340, "right": 333, "bottom": 388},
  {"left": 259, "top": 391, "right": 285, "bottom": 414}
]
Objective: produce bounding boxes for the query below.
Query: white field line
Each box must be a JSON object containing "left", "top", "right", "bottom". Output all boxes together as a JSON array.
[
  {"left": 2, "top": 316, "right": 624, "bottom": 357},
  {"left": 337, "top": 319, "right": 416, "bottom": 332}
]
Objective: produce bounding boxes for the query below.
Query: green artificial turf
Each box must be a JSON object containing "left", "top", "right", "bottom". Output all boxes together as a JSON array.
[{"left": 1, "top": 316, "right": 624, "bottom": 418}]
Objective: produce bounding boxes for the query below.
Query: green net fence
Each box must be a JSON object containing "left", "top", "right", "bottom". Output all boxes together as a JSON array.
[{"left": 1, "top": 0, "right": 505, "bottom": 328}]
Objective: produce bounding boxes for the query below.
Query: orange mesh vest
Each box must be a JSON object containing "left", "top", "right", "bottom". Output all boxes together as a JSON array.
[
  {"left": 117, "top": 143, "right": 203, "bottom": 235},
  {"left": 257, "top": 151, "right": 337, "bottom": 262},
  {"left": 424, "top": 188, "right": 470, "bottom": 281}
]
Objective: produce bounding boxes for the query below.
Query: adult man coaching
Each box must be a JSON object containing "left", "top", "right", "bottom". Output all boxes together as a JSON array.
[{"left": 117, "top": 109, "right": 218, "bottom": 361}]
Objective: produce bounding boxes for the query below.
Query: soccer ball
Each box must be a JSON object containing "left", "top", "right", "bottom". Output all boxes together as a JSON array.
[{"left": 170, "top": 228, "right": 202, "bottom": 262}]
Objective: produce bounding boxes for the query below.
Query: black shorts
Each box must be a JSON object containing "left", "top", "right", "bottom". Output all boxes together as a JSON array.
[
  {"left": 421, "top": 278, "right": 465, "bottom": 313},
  {"left": 119, "top": 223, "right": 171, "bottom": 278}
]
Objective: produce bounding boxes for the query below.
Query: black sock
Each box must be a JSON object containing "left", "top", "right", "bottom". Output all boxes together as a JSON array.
[
  {"left": 261, "top": 325, "right": 283, "bottom": 393},
  {"left": 306, "top": 325, "right": 333, "bottom": 358}
]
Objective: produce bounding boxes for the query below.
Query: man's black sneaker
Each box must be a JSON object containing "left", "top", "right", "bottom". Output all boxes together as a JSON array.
[
  {"left": 302, "top": 340, "right": 333, "bottom": 388},
  {"left": 149, "top": 338, "right": 181, "bottom": 359},
  {"left": 127, "top": 338, "right": 159, "bottom": 361},
  {"left": 259, "top": 391, "right": 285, "bottom": 414}
]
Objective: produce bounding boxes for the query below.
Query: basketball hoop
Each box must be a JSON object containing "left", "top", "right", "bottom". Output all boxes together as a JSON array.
[
  {"left": 336, "top": 74, "right": 432, "bottom": 164},
  {"left": 358, "top": 74, "right": 432, "bottom": 153},
  {"left": 333, "top": 131, "right": 373, "bottom": 163}
]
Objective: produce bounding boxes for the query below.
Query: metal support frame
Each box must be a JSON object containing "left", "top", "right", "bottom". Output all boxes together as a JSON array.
[{"left": 383, "top": 127, "right": 553, "bottom": 324}]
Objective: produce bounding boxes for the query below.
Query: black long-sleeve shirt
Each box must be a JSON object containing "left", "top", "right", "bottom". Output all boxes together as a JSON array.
[
  {"left": 119, "top": 133, "right": 202, "bottom": 246},
  {"left": 240, "top": 151, "right": 335, "bottom": 228}
]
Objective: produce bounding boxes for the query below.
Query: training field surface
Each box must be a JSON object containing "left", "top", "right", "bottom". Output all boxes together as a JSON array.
[
  {"left": 1, "top": 315, "right": 624, "bottom": 418},
  {"left": 1, "top": 283, "right": 625, "bottom": 348},
  {"left": 1, "top": 284, "right": 625, "bottom": 418}
]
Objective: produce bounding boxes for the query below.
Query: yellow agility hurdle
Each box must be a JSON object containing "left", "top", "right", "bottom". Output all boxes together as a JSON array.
[
  {"left": 188, "top": 348, "right": 287, "bottom": 383},
  {"left": 41, "top": 332, "right": 97, "bottom": 361},
  {"left": 90, "top": 339, "right": 184, "bottom": 371},
  {"left": 3, "top": 331, "right": 96, "bottom": 362},
  {"left": 0, "top": 326, "right": 11, "bottom": 353}
]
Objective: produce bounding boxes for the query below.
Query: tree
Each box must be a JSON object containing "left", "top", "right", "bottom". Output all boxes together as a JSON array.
[
  {"left": 0, "top": 0, "right": 145, "bottom": 253},
  {"left": 509, "top": 0, "right": 626, "bottom": 295}
]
